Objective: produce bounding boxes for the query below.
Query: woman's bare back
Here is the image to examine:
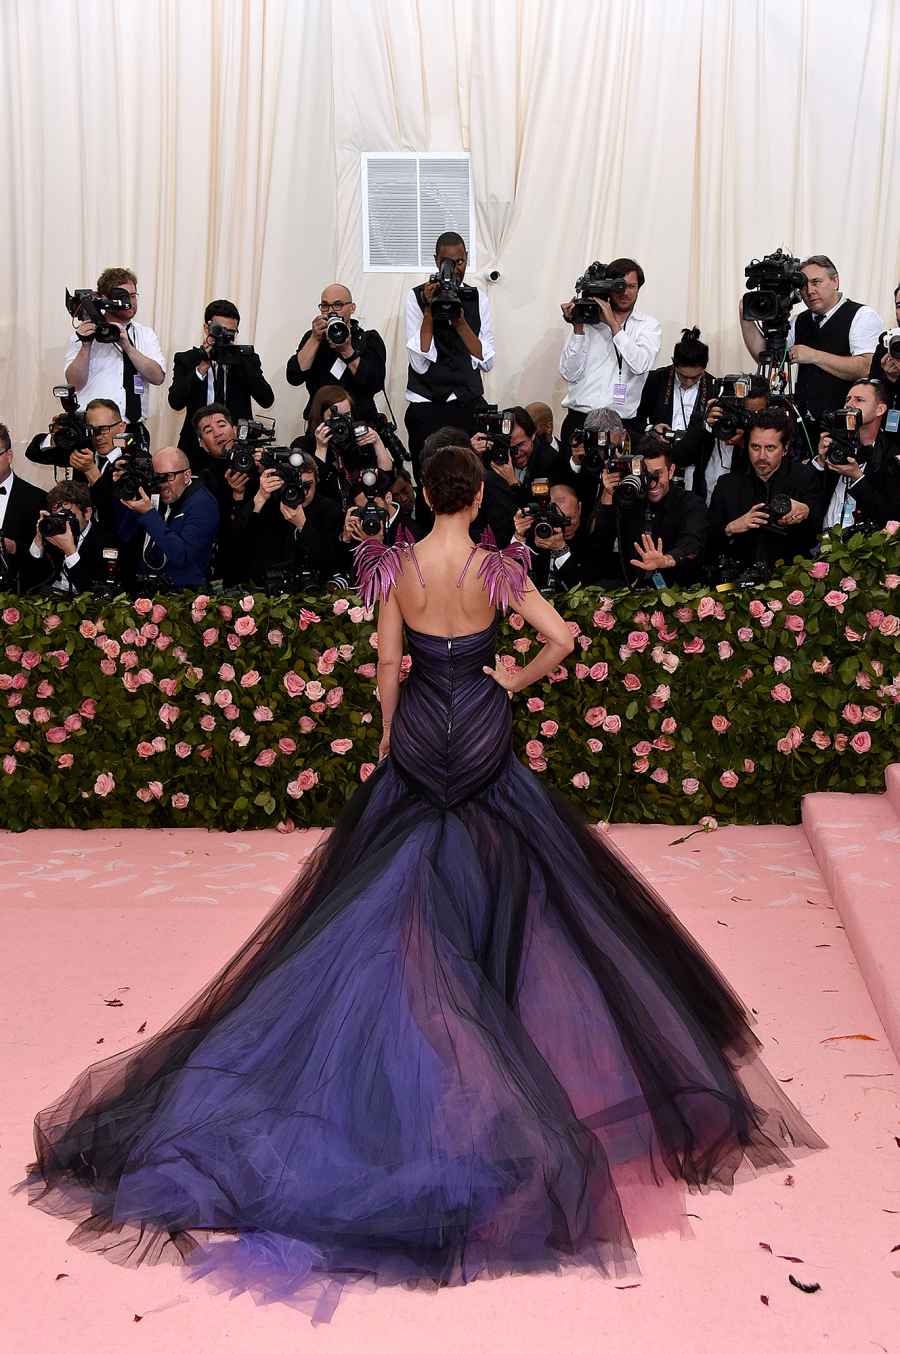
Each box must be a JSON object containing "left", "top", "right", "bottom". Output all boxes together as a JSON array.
[{"left": 393, "top": 534, "right": 496, "bottom": 638}]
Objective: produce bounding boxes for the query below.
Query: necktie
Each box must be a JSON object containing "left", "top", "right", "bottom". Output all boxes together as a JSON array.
[
  {"left": 811, "top": 314, "right": 823, "bottom": 329},
  {"left": 213, "top": 362, "right": 226, "bottom": 403}
]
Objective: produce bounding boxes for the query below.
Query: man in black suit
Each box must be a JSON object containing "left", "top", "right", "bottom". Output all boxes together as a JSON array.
[
  {"left": 0, "top": 423, "right": 47, "bottom": 590},
  {"left": 512, "top": 482, "right": 598, "bottom": 591},
  {"left": 634, "top": 327, "right": 717, "bottom": 436},
  {"left": 287, "top": 283, "right": 387, "bottom": 427},
  {"left": 168, "top": 299, "right": 274, "bottom": 465},
  {"left": 25, "top": 481, "right": 107, "bottom": 595}
]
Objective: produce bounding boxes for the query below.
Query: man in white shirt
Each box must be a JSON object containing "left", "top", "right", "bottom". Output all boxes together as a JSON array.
[
  {"left": 404, "top": 232, "right": 495, "bottom": 478},
  {"left": 740, "top": 254, "right": 882, "bottom": 420},
  {"left": 64, "top": 267, "right": 166, "bottom": 424},
  {"left": 558, "top": 256, "right": 661, "bottom": 450}
]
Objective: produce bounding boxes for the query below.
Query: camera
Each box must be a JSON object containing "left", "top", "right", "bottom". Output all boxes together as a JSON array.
[
  {"left": 715, "top": 555, "right": 773, "bottom": 588},
  {"left": 370, "top": 411, "right": 406, "bottom": 465},
  {"left": 351, "top": 469, "right": 388, "bottom": 537},
  {"left": 113, "top": 445, "right": 156, "bottom": 501},
  {"left": 258, "top": 448, "right": 309, "bottom": 509},
  {"left": 207, "top": 322, "right": 255, "bottom": 366},
  {"left": 65, "top": 287, "right": 132, "bottom": 343},
  {"left": 39, "top": 507, "right": 79, "bottom": 541},
  {"left": 568, "top": 262, "right": 628, "bottom": 325},
  {"left": 742, "top": 249, "right": 806, "bottom": 325},
  {"left": 707, "top": 374, "right": 758, "bottom": 439},
  {"left": 325, "top": 315, "right": 351, "bottom": 347},
  {"left": 326, "top": 409, "right": 377, "bottom": 472},
  {"left": 821, "top": 406, "right": 865, "bottom": 465},
  {"left": 881, "top": 327, "right": 900, "bottom": 361},
  {"left": 49, "top": 385, "right": 93, "bottom": 454},
  {"left": 228, "top": 416, "right": 275, "bottom": 474},
  {"left": 429, "top": 257, "right": 463, "bottom": 322},
  {"left": 526, "top": 478, "right": 571, "bottom": 540},
  {"left": 473, "top": 405, "right": 514, "bottom": 464},
  {"left": 614, "top": 459, "right": 660, "bottom": 508},
  {"left": 763, "top": 491, "right": 792, "bottom": 525}
]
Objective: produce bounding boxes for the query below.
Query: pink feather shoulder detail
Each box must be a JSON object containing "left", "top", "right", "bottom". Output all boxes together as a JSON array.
[
  {"left": 352, "top": 525, "right": 420, "bottom": 608},
  {"left": 475, "top": 527, "right": 530, "bottom": 612}
]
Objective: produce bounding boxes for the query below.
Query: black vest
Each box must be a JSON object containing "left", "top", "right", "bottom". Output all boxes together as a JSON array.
[
  {"left": 406, "top": 283, "right": 483, "bottom": 403},
  {"left": 795, "top": 299, "right": 863, "bottom": 418}
]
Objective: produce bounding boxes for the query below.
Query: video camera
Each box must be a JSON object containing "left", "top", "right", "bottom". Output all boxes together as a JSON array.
[
  {"left": 473, "top": 405, "right": 514, "bottom": 465},
  {"left": 207, "top": 322, "right": 255, "bottom": 366},
  {"left": 526, "top": 478, "right": 571, "bottom": 541},
  {"left": 821, "top": 406, "right": 866, "bottom": 465},
  {"left": 428, "top": 258, "right": 463, "bottom": 322},
  {"left": 49, "top": 385, "right": 93, "bottom": 454},
  {"left": 741, "top": 249, "right": 805, "bottom": 328},
  {"left": 65, "top": 287, "right": 132, "bottom": 343},
  {"left": 351, "top": 468, "right": 389, "bottom": 537},
  {"left": 568, "top": 262, "right": 628, "bottom": 325}
]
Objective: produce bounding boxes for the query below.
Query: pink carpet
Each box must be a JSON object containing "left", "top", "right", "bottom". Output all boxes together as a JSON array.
[{"left": 2, "top": 818, "right": 898, "bottom": 1353}]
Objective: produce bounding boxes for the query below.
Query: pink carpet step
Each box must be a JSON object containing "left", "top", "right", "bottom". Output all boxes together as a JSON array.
[{"left": 802, "top": 764, "right": 900, "bottom": 1060}]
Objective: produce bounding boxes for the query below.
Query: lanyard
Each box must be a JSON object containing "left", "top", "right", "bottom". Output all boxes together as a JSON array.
[{"left": 614, "top": 314, "right": 629, "bottom": 375}]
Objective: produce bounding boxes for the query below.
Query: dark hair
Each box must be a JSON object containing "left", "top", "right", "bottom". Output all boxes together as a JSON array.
[
  {"left": 84, "top": 397, "right": 122, "bottom": 418},
  {"left": 298, "top": 452, "right": 318, "bottom": 476},
  {"left": 799, "top": 255, "right": 838, "bottom": 278},
  {"left": 0, "top": 421, "right": 10, "bottom": 453},
  {"left": 96, "top": 266, "right": 137, "bottom": 297},
  {"left": 637, "top": 432, "right": 673, "bottom": 465},
  {"left": 422, "top": 444, "right": 483, "bottom": 515},
  {"left": 508, "top": 405, "right": 536, "bottom": 438},
  {"left": 48, "top": 481, "right": 91, "bottom": 512},
  {"left": 192, "top": 402, "right": 235, "bottom": 431},
  {"left": 850, "top": 377, "right": 887, "bottom": 403},
  {"left": 894, "top": 281, "right": 900, "bottom": 299},
  {"left": 307, "top": 384, "right": 353, "bottom": 431},
  {"left": 608, "top": 256, "right": 645, "bottom": 288},
  {"left": 673, "top": 327, "right": 708, "bottom": 368},
  {"left": 421, "top": 424, "right": 469, "bottom": 463},
  {"left": 204, "top": 299, "right": 240, "bottom": 324},
  {"left": 746, "top": 408, "right": 792, "bottom": 446},
  {"left": 435, "top": 231, "right": 466, "bottom": 255}
]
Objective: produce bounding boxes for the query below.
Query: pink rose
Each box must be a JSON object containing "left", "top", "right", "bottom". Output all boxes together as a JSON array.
[
  {"left": 2, "top": 607, "right": 21, "bottom": 624},
  {"left": 885, "top": 520, "right": 899, "bottom": 535},
  {"left": 513, "top": 637, "right": 532, "bottom": 655},
  {"left": 332, "top": 598, "right": 350, "bottom": 615},
  {"left": 317, "top": 658, "right": 335, "bottom": 676},
  {"left": 748, "top": 599, "right": 766, "bottom": 619},
  {"left": 862, "top": 705, "right": 880, "bottom": 722},
  {"left": 811, "top": 730, "right": 831, "bottom": 750},
  {"left": 133, "top": 597, "right": 153, "bottom": 616},
  {"left": 253, "top": 706, "right": 274, "bottom": 722},
  {"left": 540, "top": 720, "right": 559, "bottom": 737},
  {"left": 199, "top": 714, "right": 217, "bottom": 732},
  {"left": 812, "top": 657, "right": 832, "bottom": 674},
  {"left": 157, "top": 678, "right": 177, "bottom": 697},
  {"left": 360, "top": 762, "right": 376, "bottom": 782},
  {"left": 622, "top": 672, "right": 642, "bottom": 692},
  {"left": 2, "top": 755, "right": 16, "bottom": 774},
  {"left": 43, "top": 725, "right": 65, "bottom": 745},
  {"left": 632, "top": 740, "right": 652, "bottom": 757},
  {"left": 525, "top": 739, "right": 544, "bottom": 759},
  {"left": 784, "top": 614, "right": 805, "bottom": 633},
  {"left": 151, "top": 736, "right": 166, "bottom": 753},
  {"left": 202, "top": 627, "right": 219, "bottom": 647},
  {"left": 840, "top": 576, "right": 857, "bottom": 593},
  {"left": 32, "top": 706, "right": 50, "bottom": 724},
  {"left": 737, "top": 627, "right": 753, "bottom": 643},
  {"left": 218, "top": 662, "right": 236, "bottom": 681},
  {"left": 159, "top": 703, "right": 180, "bottom": 726},
  {"left": 675, "top": 606, "right": 694, "bottom": 623},
  {"left": 719, "top": 770, "right": 739, "bottom": 788},
  {"left": 93, "top": 772, "right": 115, "bottom": 797},
  {"left": 348, "top": 606, "right": 366, "bottom": 624},
  {"left": 660, "top": 651, "right": 680, "bottom": 673},
  {"left": 850, "top": 731, "right": 872, "bottom": 754},
  {"left": 772, "top": 654, "right": 791, "bottom": 675},
  {"left": 587, "top": 737, "right": 604, "bottom": 752},
  {"left": 325, "top": 686, "right": 344, "bottom": 709},
  {"left": 526, "top": 697, "right": 545, "bottom": 713},
  {"left": 214, "top": 688, "right": 233, "bottom": 707},
  {"left": 239, "top": 669, "right": 260, "bottom": 688},
  {"left": 330, "top": 738, "right": 353, "bottom": 754},
  {"left": 717, "top": 641, "right": 733, "bottom": 660},
  {"left": 78, "top": 619, "right": 98, "bottom": 639},
  {"left": 758, "top": 610, "right": 774, "bottom": 629},
  {"left": 233, "top": 616, "right": 256, "bottom": 638},
  {"left": 842, "top": 703, "right": 862, "bottom": 726},
  {"left": 528, "top": 757, "right": 548, "bottom": 772},
  {"left": 238, "top": 595, "right": 254, "bottom": 613},
  {"left": 743, "top": 758, "right": 756, "bottom": 773},
  {"left": 57, "top": 753, "right": 74, "bottom": 768},
  {"left": 626, "top": 631, "right": 649, "bottom": 653},
  {"left": 589, "top": 662, "right": 609, "bottom": 681},
  {"left": 276, "top": 819, "right": 296, "bottom": 833},
  {"left": 879, "top": 614, "right": 900, "bottom": 637},
  {"left": 696, "top": 596, "right": 715, "bottom": 620},
  {"left": 282, "top": 671, "right": 305, "bottom": 697},
  {"left": 809, "top": 561, "right": 829, "bottom": 579},
  {"left": 633, "top": 757, "right": 650, "bottom": 774},
  {"left": 884, "top": 574, "right": 900, "bottom": 591},
  {"left": 660, "top": 716, "right": 677, "bottom": 734},
  {"left": 682, "top": 777, "right": 699, "bottom": 795},
  {"left": 786, "top": 725, "right": 804, "bottom": 749},
  {"left": 63, "top": 713, "right": 82, "bottom": 733},
  {"left": 845, "top": 626, "right": 864, "bottom": 643},
  {"left": 699, "top": 815, "right": 718, "bottom": 831},
  {"left": 174, "top": 742, "right": 192, "bottom": 758},
  {"left": 602, "top": 714, "right": 622, "bottom": 734},
  {"left": 226, "top": 634, "right": 241, "bottom": 651},
  {"left": 786, "top": 590, "right": 805, "bottom": 606},
  {"left": 355, "top": 663, "right": 376, "bottom": 680},
  {"left": 255, "top": 748, "right": 277, "bottom": 767},
  {"left": 298, "top": 716, "right": 316, "bottom": 734},
  {"left": 171, "top": 792, "right": 190, "bottom": 809},
  {"left": 297, "top": 768, "right": 319, "bottom": 791},
  {"left": 507, "top": 612, "right": 524, "bottom": 631},
  {"left": 305, "top": 680, "right": 325, "bottom": 701},
  {"left": 229, "top": 729, "right": 250, "bottom": 747},
  {"left": 650, "top": 767, "right": 669, "bottom": 784},
  {"left": 21, "top": 650, "right": 41, "bottom": 670},
  {"left": 776, "top": 736, "right": 794, "bottom": 755},
  {"left": 584, "top": 707, "right": 606, "bottom": 727},
  {"left": 267, "top": 628, "right": 284, "bottom": 646},
  {"left": 770, "top": 683, "right": 792, "bottom": 703},
  {"left": 593, "top": 609, "right": 615, "bottom": 631},
  {"left": 834, "top": 733, "right": 849, "bottom": 751},
  {"left": 575, "top": 662, "right": 590, "bottom": 678},
  {"left": 277, "top": 737, "right": 297, "bottom": 754},
  {"left": 823, "top": 590, "right": 846, "bottom": 611},
  {"left": 571, "top": 772, "right": 590, "bottom": 789},
  {"left": 136, "top": 740, "right": 155, "bottom": 758},
  {"left": 711, "top": 715, "right": 730, "bottom": 733},
  {"left": 223, "top": 704, "right": 239, "bottom": 720},
  {"left": 151, "top": 603, "right": 167, "bottom": 623}
]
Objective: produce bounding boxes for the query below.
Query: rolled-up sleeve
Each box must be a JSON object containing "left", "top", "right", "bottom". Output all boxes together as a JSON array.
[{"left": 406, "top": 289, "right": 436, "bottom": 373}]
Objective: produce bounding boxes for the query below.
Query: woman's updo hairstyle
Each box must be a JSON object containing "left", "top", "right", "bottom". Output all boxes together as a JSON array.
[{"left": 422, "top": 444, "right": 484, "bottom": 515}]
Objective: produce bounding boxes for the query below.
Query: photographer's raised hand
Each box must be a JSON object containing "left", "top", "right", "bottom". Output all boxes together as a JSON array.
[{"left": 122, "top": 486, "right": 153, "bottom": 515}]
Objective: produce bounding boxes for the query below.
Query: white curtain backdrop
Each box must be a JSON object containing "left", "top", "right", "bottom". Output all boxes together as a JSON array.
[{"left": 2, "top": 0, "right": 899, "bottom": 480}]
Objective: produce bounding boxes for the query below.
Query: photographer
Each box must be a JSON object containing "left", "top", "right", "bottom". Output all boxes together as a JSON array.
[
  {"left": 511, "top": 482, "right": 596, "bottom": 592},
  {"left": 63, "top": 268, "right": 166, "bottom": 424},
  {"left": 591, "top": 435, "right": 708, "bottom": 588},
  {"left": 674, "top": 375, "right": 769, "bottom": 503},
  {"left": 634, "top": 327, "right": 716, "bottom": 436},
  {"left": 813, "top": 378, "right": 900, "bottom": 531},
  {"left": 556, "top": 406, "right": 627, "bottom": 516},
  {"left": 526, "top": 402, "right": 559, "bottom": 453},
  {"left": 26, "top": 395, "right": 125, "bottom": 489},
  {"left": 740, "top": 255, "right": 882, "bottom": 419},
  {"left": 868, "top": 282, "right": 900, "bottom": 410},
  {"left": 240, "top": 453, "right": 345, "bottom": 592},
  {"left": 0, "top": 423, "right": 47, "bottom": 590},
  {"left": 709, "top": 410, "right": 823, "bottom": 580},
  {"left": 559, "top": 256, "right": 661, "bottom": 448},
  {"left": 405, "top": 231, "right": 495, "bottom": 471},
  {"left": 115, "top": 448, "right": 219, "bottom": 590},
  {"left": 305, "top": 385, "right": 398, "bottom": 506},
  {"left": 26, "top": 482, "right": 107, "bottom": 595},
  {"left": 191, "top": 404, "right": 257, "bottom": 585},
  {"left": 168, "top": 300, "right": 274, "bottom": 464},
  {"left": 340, "top": 473, "right": 412, "bottom": 564},
  {"left": 287, "top": 284, "right": 387, "bottom": 428}
]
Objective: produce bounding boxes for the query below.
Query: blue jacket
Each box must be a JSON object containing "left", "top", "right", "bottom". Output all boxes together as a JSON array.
[{"left": 118, "top": 481, "right": 219, "bottom": 588}]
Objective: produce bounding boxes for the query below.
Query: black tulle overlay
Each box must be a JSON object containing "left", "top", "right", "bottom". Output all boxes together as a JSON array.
[{"left": 16, "top": 620, "right": 825, "bottom": 1323}]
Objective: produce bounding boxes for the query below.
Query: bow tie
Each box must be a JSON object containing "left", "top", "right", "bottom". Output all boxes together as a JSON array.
[{"left": 0, "top": 484, "right": 7, "bottom": 495}]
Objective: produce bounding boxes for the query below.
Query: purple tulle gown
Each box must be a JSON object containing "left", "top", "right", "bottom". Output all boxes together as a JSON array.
[{"left": 18, "top": 539, "right": 825, "bottom": 1322}]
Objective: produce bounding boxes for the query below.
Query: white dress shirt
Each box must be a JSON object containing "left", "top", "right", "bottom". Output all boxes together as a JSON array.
[
  {"left": 670, "top": 378, "right": 701, "bottom": 431},
  {"left": 685, "top": 441, "right": 733, "bottom": 499},
  {"left": 559, "top": 308, "right": 662, "bottom": 416},
  {"left": 64, "top": 322, "right": 166, "bottom": 418},
  {"left": 30, "top": 519, "right": 93, "bottom": 592},
  {"left": 786, "top": 296, "right": 883, "bottom": 354},
  {"left": 405, "top": 287, "right": 495, "bottom": 402}
]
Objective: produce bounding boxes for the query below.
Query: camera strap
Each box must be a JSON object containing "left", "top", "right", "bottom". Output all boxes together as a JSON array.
[{"left": 121, "top": 329, "right": 142, "bottom": 423}]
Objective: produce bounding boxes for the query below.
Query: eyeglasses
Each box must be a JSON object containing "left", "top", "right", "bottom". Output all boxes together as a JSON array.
[
  {"left": 318, "top": 300, "right": 352, "bottom": 312},
  {"left": 155, "top": 470, "right": 189, "bottom": 484},
  {"left": 90, "top": 422, "right": 122, "bottom": 434}
]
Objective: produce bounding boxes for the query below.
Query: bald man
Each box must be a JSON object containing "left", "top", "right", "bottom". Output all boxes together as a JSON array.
[
  {"left": 115, "top": 446, "right": 220, "bottom": 588},
  {"left": 287, "top": 282, "right": 387, "bottom": 425}
]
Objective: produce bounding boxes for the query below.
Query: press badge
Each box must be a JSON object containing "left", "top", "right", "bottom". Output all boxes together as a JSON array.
[
  {"left": 885, "top": 409, "right": 900, "bottom": 434},
  {"left": 132, "top": 374, "right": 145, "bottom": 395},
  {"left": 612, "top": 382, "right": 627, "bottom": 403}
]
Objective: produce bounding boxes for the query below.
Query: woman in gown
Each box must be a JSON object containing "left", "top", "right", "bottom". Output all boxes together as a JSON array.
[{"left": 18, "top": 444, "right": 825, "bottom": 1322}]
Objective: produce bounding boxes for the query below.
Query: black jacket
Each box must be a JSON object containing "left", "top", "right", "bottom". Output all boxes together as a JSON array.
[
  {"left": 168, "top": 348, "right": 275, "bottom": 463},
  {"left": 243, "top": 492, "right": 345, "bottom": 589},
  {"left": 592, "top": 482, "right": 709, "bottom": 587},
  {"left": 868, "top": 340, "right": 900, "bottom": 410},
  {"left": 815, "top": 434, "right": 900, "bottom": 530},
  {"left": 634, "top": 367, "right": 717, "bottom": 436},
  {"left": 525, "top": 525, "right": 600, "bottom": 592},
  {"left": 708, "top": 461, "right": 824, "bottom": 571},
  {"left": 0, "top": 474, "right": 47, "bottom": 587},
  {"left": 286, "top": 322, "right": 387, "bottom": 424},
  {"left": 24, "top": 519, "right": 108, "bottom": 595},
  {"left": 670, "top": 422, "right": 750, "bottom": 503}
]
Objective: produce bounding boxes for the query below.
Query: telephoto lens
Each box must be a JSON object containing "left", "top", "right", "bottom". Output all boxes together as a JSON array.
[{"left": 326, "top": 316, "right": 350, "bottom": 347}]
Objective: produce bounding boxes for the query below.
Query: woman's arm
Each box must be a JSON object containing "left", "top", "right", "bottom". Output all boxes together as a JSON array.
[
  {"left": 375, "top": 588, "right": 404, "bottom": 757},
  {"left": 483, "top": 584, "right": 574, "bottom": 692}
]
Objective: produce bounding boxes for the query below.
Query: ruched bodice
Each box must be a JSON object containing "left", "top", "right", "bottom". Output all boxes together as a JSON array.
[{"left": 390, "top": 619, "right": 512, "bottom": 807}]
